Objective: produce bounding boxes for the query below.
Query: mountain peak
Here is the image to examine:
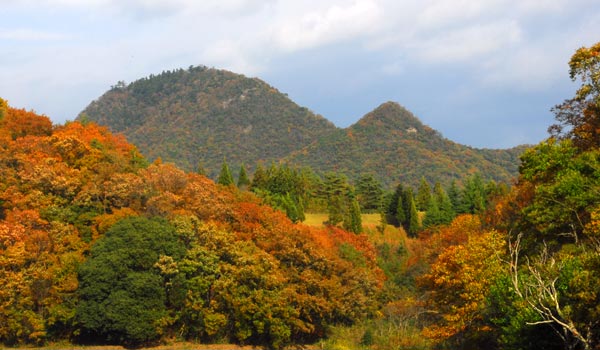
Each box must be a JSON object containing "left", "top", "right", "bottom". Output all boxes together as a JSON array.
[{"left": 351, "top": 101, "right": 426, "bottom": 133}]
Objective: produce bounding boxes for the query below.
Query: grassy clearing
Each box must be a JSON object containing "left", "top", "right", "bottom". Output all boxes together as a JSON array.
[
  {"left": 303, "top": 213, "right": 382, "bottom": 228},
  {"left": 303, "top": 212, "right": 407, "bottom": 246},
  {"left": 303, "top": 212, "right": 329, "bottom": 227}
]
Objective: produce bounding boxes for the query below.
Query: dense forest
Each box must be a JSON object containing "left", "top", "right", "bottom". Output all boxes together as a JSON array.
[
  {"left": 78, "top": 67, "right": 524, "bottom": 188},
  {"left": 0, "top": 42, "right": 599, "bottom": 350}
]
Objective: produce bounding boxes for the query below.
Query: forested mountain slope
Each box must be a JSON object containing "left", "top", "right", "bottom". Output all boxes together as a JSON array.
[
  {"left": 287, "top": 102, "right": 525, "bottom": 187},
  {"left": 81, "top": 66, "right": 337, "bottom": 175},
  {"left": 80, "top": 66, "right": 525, "bottom": 187}
]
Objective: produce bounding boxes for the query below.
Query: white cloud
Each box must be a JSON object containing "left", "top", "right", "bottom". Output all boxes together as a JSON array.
[
  {"left": 0, "top": 28, "right": 68, "bottom": 41},
  {"left": 272, "top": 0, "right": 383, "bottom": 52},
  {"left": 410, "top": 20, "right": 522, "bottom": 64},
  {"left": 416, "top": 0, "right": 504, "bottom": 30},
  {"left": 200, "top": 39, "right": 266, "bottom": 75}
]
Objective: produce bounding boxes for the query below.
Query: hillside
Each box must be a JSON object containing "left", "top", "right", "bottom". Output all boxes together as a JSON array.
[
  {"left": 81, "top": 66, "right": 337, "bottom": 176},
  {"left": 286, "top": 102, "right": 526, "bottom": 187},
  {"left": 80, "top": 66, "right": 525, "bottom": 187}
]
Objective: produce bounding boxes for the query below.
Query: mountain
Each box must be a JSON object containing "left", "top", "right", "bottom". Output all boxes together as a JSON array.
[
  {"left": 79, "top": 66, "right": 526, "bottom": 188},
  {"left": 286, "top": 102, "right": 526, "bottom": 187},
  {"left": 81, "top": 66, "right": 337, "bottom": 175}
]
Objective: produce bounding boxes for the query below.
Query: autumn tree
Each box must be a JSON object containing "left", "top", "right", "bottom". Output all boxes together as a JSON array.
[
  {"left": 492, "top": 42, "right": 600, "bottom": 350},
  {"left": 0, "top": 97, "right": 7, "bottom": 121},
  {"left": 549, "top": 42, "right": 600, "bottom": 150},
  {"left": 420, "top": 229, "right": 505, "bottom": 348}
]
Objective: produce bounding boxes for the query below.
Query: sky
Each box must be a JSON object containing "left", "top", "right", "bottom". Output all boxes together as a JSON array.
[{"left": 1, "top": 0, "right": 599, "bottom": 149}]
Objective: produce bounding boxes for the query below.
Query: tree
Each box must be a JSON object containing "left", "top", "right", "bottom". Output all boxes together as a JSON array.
[
  {"left": 76, "top": 216, "right": 185, "bottom": 347},
  {"left": 355, "top": 173, "right": 383, "bottom": 211},
  {"left": 237, "top": 163, "right": 250, "bottom": 190},
  {"left": 447, "top": 180, "right": 463, "bottom": 214},
  {"left": 250, "top": 163, "right": 268, "bottom": 190},
  {"left": 395, "top": 190, "right": 406, "bottom": 226},
  {"left": 217, "top": 158, "right": 234, "bottom": 186},
  {"left": 423, "top": 197, "right": 441, "bottom": 228},
  {"left": 0, "top": 97, "right": 7, "bottom": 121},
  {"left": 508, "top": 234, "right": 599, "bottom": 350},
  {"left": 549, "top": 42, "right": 600, "bottom": 151},
  {"left": 344, "top": 193, "right": 363, "bottom": 234},
  {"left": 461, "top": 173, "right": 486, "bottom": 214},
  {"left": 385, "top": 183, "right": 404, "bottom": 226},
  {"left": 322, "top": 172, "right": 349, "bottom": 226},
  {"left": 420, "top": 230, "right": 505, "bottom": 348},
  {"left": 407, "top": 190, "right": 420, "bottom": 237},
  {"left": 416, "top": 177, "right": 432, "bottom": 211},
  {"left": 434, "top": 182, "right": 455, "bottom": 225}
]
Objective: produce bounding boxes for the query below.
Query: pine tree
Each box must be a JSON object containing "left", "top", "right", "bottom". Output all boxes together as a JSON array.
[
  {"left": 344, "top": 194, "right": 363, "bottom": 234},
  {"left": 423, "top": 197, "right": 441, "bottom": 228},
  {"left": 416, "top": 177, "right": 432, "bottom": 211},
  {"left": 356, "top": 173, "right": 383, "bottom": 211},
  {"left": 434, "top": 182, "right": 455, "bottom": 224},
  {"left": 385, "top": 183, "right": 404, "bottom": 226},
  {"left": 395, "top": 192, "right": 406, "bottom": 226},
  {"left": 217, "top": 158, "right": 234, "bottom": 186},
  {"left": 323, "top": 172, "right": 348, "bottom": 226},
  {"left": 462, "top": 173, "right": 486, "bottom": 213},
  {"left": 250, "top": 163, "right": 268, "bottom": 190},
  {"left": 447, "top": 180, "right": 463, "bottom": 214},
  {"left": 407, "top": 192, "right": 420, "bottom": 237},
  {"left": 237, "top": 163, "right": 250, "bottom": 189}
]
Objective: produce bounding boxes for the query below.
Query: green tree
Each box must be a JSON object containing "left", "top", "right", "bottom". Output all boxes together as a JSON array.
[
  {"left": 250, "top": 163, "right": 268, "bottom": 190},
  {"left": 76, "top": 216, "right": 185, "bottom": 347},
  {"left": 344, "top": 193, "right": 363, "bottom": 234},
  {"left": 355, "top": 173, "right": 383, "bottom": 211},
  {"left": 385, "top": 183, "right": 404, "bottom": 226},
  {"left": 322, "top": 172, "right": 349, "bottom": 226},
  {"left": 237, "top": 163, "right": 250, "bottom": 190},
  {"left": 416, "top": 177, "right": 432, "bottom": 211},
  {"left": 447, "top": 180, "right": 463, "bottom": 214},
  {"left": 423, "top": 197, "right": 441, "bottom": 228},
  {"left": 434, "top": 182, "right": 455, "bottom": 225},
  {"left": 395, "top": 190, "right": 406, "bottom": 226},
  {"left": 461, "top": 173, "right": 486, "bottom": 214},
  {"left": 407, "top": 189, "right": 420, "bottom": 237},
  {"left": 217, "top": 158, "right": 234, "bottom": 186}
]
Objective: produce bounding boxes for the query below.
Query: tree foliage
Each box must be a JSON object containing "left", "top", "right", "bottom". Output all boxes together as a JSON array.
[
  {"left": 77, "top": 216, "right": 185, "bottom": 347},
  {"left": 0, "top": 101, "right": 382, "bottom": 348}
]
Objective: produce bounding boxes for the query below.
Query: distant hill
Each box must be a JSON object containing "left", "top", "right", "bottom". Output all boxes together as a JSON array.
[
  {"left": 286, "top": 102, "right": 526, "bottom": 187},
  {"left": 79, "top": 66, "right": 526, "bottom": 188}
]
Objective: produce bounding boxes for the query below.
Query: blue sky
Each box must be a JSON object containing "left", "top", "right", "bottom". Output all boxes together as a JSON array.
[{"left": 1, "top": 0, "right": 599, "bottom": 148}]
